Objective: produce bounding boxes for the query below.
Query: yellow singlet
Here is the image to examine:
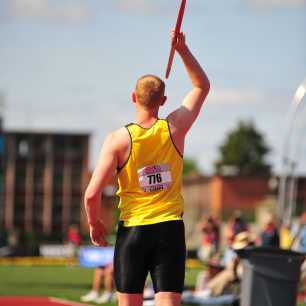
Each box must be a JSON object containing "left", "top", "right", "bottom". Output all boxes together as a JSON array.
[{"left": 116, "top": 119, "right": 184, "bottom": 226}]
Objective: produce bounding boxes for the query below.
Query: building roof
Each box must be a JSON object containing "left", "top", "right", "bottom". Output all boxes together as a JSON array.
[{"left": 3, "top": 129, "right": 91, "bottom": 137}]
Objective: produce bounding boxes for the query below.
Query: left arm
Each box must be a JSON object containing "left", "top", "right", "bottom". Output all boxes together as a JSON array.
[{"left": 84, "top": 133, "right": 118, "bottom": 246}]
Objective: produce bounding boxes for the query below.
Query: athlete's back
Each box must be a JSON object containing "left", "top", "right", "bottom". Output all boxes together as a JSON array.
[{"left": 117, "top": 119, "right": 184, "bottom": 226}]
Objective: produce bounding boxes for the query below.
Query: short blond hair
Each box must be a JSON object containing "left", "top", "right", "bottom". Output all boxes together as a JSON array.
[{"left": 135, "top": 75, "right": 165, "bottom": 109}]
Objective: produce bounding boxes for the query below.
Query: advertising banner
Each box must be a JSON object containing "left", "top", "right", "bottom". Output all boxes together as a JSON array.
[{"left": 79, "top": 246, "right": 114, "bottom": 268}]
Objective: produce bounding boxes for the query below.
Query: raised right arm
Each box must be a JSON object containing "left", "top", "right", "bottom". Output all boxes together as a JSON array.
[{"left": 167, "top": 32, "right": 210, "bottom": 137}]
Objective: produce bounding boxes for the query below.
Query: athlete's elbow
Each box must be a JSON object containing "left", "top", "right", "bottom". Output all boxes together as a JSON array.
[
  {"left": 200, "top": 79, "right": 210, "bottom": 95},
  {"left": 195, "top": 79, "right": 210, "bottom": 97},
  {"left": 206, "top": 79, "right": 211, "bottom": 93},
  {"left": 195, "top": 84, "right": 210, "bottom": 104},
  {"left": 84, "top": 188, "right": 101, "bottom": 206}
]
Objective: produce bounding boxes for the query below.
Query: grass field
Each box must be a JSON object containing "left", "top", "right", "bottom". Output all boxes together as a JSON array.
[
  {"left": 0, "top": 265, "right": 305, "bottom": 306},
  {"left": 0, "top": 265, "right": 201, "bottom": 306}
]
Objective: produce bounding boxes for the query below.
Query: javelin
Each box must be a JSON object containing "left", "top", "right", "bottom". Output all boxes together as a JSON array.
[{"left": 165, "top": 0, "right": 187, "bottom": 79}]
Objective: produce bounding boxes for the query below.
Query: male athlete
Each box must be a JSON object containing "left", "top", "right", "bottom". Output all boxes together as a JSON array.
[{"left": 84, "top": 31, "right": 210, "bottom": 306}]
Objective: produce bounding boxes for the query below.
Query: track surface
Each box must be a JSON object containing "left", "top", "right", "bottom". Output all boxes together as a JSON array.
[{"left": 0, "top": 297, "right": 89, "bottom": 306}]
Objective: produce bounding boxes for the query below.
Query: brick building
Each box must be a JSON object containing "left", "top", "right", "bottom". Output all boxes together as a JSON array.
[
  {"left": 0, "top": 120, "right": 3, "bottom": 221},
  {"left": 1, "top": 130, "right": 90, "bottom": 235},
  {"left": 183, "top": 175, "right": 306, "bottom": 218},
  {"left": 210, "top": 176, "right": 271, "bottom": 217},
  {"left": 183, "top": 174, "right": 306, "bottom": 248}
]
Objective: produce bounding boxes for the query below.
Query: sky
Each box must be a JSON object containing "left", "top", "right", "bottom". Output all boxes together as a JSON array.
[{"left": 0, "top": 0, "right": 305, "bottom": 174}]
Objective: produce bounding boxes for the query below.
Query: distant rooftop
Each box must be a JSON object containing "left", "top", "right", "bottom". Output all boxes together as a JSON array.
[{"left": 3, "top": 128, "right": 91, "bottom": 137}]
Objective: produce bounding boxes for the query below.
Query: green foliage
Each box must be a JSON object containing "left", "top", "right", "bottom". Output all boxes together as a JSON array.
[
  {"left": 215, "top": 120, "right": 271, "bottom": 176},
  {"left": 183, "top": 158, "right": 199, "bottom": 177}
]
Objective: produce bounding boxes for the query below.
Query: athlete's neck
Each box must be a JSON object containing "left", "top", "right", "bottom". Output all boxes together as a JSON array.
[{"left": 135, "top": 107, "right": 159, "bottom": 128}]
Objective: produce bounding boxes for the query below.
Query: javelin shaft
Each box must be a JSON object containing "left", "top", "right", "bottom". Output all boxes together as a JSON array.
[
  {"left": 165, "top": 47, "right": 176, "bottom": 79},
  {"left": 165, "top": 0, "right": 186, "bottom": 79},
  {"left": 174, "top": 0, "right": 186, "bottom": 34}
]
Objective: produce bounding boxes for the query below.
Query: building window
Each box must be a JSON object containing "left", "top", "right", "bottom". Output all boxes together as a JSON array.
[{"left": 18, "top": 139, "right": 29, "bottom": 157}]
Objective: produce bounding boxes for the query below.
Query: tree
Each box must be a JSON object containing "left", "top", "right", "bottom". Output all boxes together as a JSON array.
[
  {"left": 183, "top": 158, "right": 199, "bottom": 177},
  {"left": 214, "top": 121, "right": 271, "bottom": 176}
]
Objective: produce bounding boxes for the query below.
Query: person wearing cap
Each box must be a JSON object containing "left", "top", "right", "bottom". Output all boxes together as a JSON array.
[
  {"left": 195, "top": 231, "right": 255, "bottom": 298},
  {"left": 259, "top": 214, "right": 279, "bottom": 248},
  {"left": 291, "top": 212, "right": 306, "bottom": 296},
  {"left": 196, "top": 215, "right": 220, "bottom": 263},
  {"left": 226, "top": 211, "right": 249, "bottom": 246}
]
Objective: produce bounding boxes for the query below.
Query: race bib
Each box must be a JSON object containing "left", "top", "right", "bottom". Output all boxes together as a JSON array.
[{"left": 138, "top": 164, "right": 172, "bottom": 193}]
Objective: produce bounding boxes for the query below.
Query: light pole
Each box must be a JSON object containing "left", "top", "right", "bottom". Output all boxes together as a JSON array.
[{"left": 278, "top": 78, "right": 306, "bottom": 226}]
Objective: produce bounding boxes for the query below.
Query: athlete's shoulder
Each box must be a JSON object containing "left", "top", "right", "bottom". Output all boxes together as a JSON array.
[
  {"left": 112, "top": 126, "right": 130, "bottom": 137},
  {"left": 166, "top": 112, "right": 182, "bottom": 136},
  {"left": 157, "top": 118, "right": 169, "bottom": 125},
  {"left": 105, "top": 127, "right": 130, "bottom": 150}
]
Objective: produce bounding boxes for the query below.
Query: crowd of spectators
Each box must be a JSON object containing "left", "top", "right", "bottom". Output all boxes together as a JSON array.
[
  {"left": 78, "top": 210, "right": 306, "bottom": 304},
  {"left": 193, "top": 210, "right": 306, "bottom": 299}
]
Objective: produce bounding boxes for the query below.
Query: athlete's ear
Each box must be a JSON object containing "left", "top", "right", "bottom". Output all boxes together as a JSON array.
[
  {"left": 132, "top": 91, "right": 137, "bottom": 103},
  {"left": 160, "top": 96, "right": 167, "bottom": 106}
]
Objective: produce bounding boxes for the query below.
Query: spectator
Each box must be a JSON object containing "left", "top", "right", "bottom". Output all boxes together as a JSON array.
[
  {"left": 292, "top": 212, "right": 306, "bottom": 254},
  {"left": 280, "top": 222, "right": 293, "bottom": 250},
  {"left": 81, "top": 263, "right": 114, "bottom": 304},
  {"left": 195, "top": 231, "right": 255, "bottom": 298},
  {"left": 66, "top": 224, "right": 81, "bottom": 257},
  {"left": 197, "top": 215, "right": 220, "bottom": 262},
  {"left": 67, "top": 224, "right": 81, "bottom": 246},
  {"left": 291, "top": 212, "right": 306, "bottom": 302},
  {"left": 226, "top": 211, "right": 248, "bottom": 246},
  {"left": 259, "top": 214, "right": 279, "bottom": 248},
  {"left": 195, "top": 213, "right": 247, "bottom": 294}
]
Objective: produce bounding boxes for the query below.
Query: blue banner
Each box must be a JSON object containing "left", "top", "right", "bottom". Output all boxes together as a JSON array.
[
  {"left": 0, "top": 135, "right": 4, "bottom": 153},
  {"left": 79, "top": 246, "right": 114, "bottom": 268}
]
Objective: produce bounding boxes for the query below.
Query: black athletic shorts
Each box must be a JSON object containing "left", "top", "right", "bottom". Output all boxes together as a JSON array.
[{"left": 114, "top": 220, "right": 186, "bottom": 294}]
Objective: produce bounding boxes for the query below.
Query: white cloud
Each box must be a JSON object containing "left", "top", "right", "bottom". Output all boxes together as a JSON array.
[
  {"left": 249, "top": 0, "right": 306, "bottom": 9},
  {"left": 209, "top": 87, "right": 265, "bottom": 105},
  {"left": 113, "top": 0, "right": 163, "bottom": 15},
  {"left": 10, "top": 0, "right": 93, "bottom": 23}
]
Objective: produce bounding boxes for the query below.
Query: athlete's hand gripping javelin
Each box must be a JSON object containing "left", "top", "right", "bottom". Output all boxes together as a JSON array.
[{"left": 171, "top": 30, "right": 186, "bottom": 54}]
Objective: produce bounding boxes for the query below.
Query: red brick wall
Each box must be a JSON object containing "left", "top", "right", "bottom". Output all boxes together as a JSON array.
[
  {"left": 211, "top": 176, "right": 271, "bottom": 216},
  {"left": 297, "top": 178, "right": 306, "bottom": 214}
]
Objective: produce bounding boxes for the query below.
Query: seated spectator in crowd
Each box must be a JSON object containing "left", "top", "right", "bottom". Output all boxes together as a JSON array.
[
  {"left": 195, "top": 212, "right": 248, "bottom": 294},
  {"left": 280, "top": 222, "right": 293, "bottom": 250},
  {"left": 81, "top": 263, "right": 114, "bottom": 304},
  {"left": 226, "top": 210, "right": 249, "bottom": 246},
  {"left": 291, "top": 212, "right": 306, "bottom": 294},
  {"left": 292, "top": 212, "right": 306, "bottom": 254},
  {"left": 195, "top": 231, "right": 255, "bottom": 298},
  {"left": 197, "top": 215, "right": 220, "bottom": 262},
  {"left": 259, "top": 214, "right": 279, "bottom": 248}
]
